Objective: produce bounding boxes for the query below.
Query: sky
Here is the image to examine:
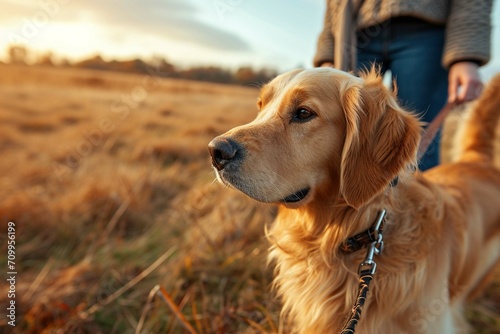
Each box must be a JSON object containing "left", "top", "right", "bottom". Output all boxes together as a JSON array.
[{"left": 0, "top": 0, "right": 499, "bottom": 79}]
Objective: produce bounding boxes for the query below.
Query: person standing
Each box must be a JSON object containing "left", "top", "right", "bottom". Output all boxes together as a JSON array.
[{"left": 314, "top": 0, "right": 492, "bottom": 170}]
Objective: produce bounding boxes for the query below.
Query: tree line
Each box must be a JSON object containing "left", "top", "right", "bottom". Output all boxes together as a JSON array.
[{"left": 5, "top": 45, "right": 278, "bottom": 87}]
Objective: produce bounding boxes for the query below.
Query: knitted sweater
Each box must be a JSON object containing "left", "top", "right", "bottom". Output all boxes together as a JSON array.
[{"left": 314, "top": 0, "right": 492, "bottom": 69}]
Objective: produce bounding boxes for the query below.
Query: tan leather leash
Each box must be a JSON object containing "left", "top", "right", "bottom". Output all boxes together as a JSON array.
[{"left": 417, "top": 102, "right": 455, "bottom": 161}]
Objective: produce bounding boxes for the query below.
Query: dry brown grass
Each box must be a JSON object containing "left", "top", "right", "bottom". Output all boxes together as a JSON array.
[{"left": 0, "top": 64, "right": 498, "bottom": 333}]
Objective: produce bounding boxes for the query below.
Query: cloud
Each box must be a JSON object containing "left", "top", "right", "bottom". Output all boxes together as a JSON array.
[
  {"left": 157, "top": 16, "right": 251, "bottom": 51},
  {"left": 92, "top": 0, "right": 250, "bottom": 51},
  {"left": 0, "top": 0, "right": 251, "bottom": 52}
]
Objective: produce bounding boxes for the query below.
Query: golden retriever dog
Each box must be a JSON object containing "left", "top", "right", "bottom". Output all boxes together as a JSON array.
[{"left": 208, "top": 68, "right": 500, "bottom": 333}]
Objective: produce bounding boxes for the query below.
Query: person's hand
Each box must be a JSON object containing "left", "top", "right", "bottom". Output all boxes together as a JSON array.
[
  {"left": 320, "top": 62, "right": 334, "bottom": 68},
  {"left": 448, "top": 61, "right": 483, "bottom": 103}
]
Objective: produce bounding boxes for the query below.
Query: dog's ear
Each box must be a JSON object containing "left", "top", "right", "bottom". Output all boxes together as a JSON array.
[{"left": 338, "top": 73, "right": 421, "bottom": 209}]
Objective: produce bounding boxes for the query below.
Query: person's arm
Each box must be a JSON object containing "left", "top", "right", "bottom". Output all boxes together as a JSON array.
[
  {"left": 444, "top": 0, "right": 493, "bottom": 102},
  {"left": 313, "top": 0, "right": 335, "bottom": 67}
]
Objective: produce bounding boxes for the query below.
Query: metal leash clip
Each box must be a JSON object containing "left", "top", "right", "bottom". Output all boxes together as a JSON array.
[{"left": 358, "top": 210, "right": 386, "bottom": 276}]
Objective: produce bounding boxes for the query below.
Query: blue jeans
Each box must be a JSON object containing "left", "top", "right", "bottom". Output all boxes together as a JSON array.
[{"left": 356, "top": 17, "right": 448, "bottom": 171}]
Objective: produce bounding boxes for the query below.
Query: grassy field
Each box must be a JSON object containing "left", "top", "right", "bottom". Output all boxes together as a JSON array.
[{"left": 0, "top": 64, "right": 498, "bottom": 333}]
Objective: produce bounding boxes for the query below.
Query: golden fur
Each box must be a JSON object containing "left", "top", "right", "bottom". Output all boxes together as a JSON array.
[{"left": 208, "top": 68, "right": 500, "bottom": 333}]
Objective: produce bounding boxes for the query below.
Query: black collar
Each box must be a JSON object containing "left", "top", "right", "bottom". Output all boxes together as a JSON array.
[{"left": 339, "top": 210, "right": 387, "bottom": 254}]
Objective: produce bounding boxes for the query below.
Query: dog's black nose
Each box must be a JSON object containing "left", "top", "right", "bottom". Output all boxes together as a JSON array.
[{"left": 208, "top": 137, "right": 241, "bottom": 171}]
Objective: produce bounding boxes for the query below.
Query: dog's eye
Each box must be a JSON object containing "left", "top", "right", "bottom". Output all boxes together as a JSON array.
[{"left": 292, "top": 108, "right": 315, "bottom": 122}]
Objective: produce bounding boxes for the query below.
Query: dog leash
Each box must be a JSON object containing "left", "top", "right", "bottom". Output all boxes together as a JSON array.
[
  {"left": 417, "top": 102, "right": 455, "bottom": 160},
  {"left": 340, "top": 210, "right": 386, "bottom": 333}
]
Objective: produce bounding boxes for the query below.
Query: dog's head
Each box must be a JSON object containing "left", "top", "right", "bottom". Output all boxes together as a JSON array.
[{"left": 209, "top": 68, "right": 421, "bottom": 209}]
